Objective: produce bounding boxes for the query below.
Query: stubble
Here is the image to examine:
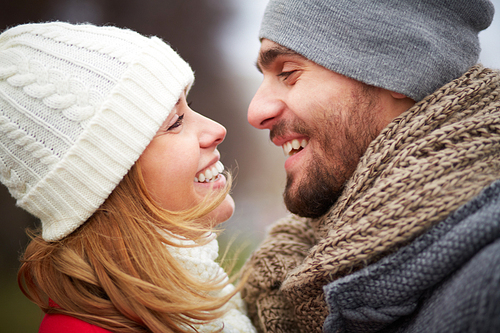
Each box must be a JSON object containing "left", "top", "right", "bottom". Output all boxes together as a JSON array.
[{"left": 280, "top": 84, "right": 382, "bottom": 218}]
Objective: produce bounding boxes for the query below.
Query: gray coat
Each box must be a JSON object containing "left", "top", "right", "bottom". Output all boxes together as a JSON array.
[{"left": 324, "top": 179, "right": 500, "bottom": 333}]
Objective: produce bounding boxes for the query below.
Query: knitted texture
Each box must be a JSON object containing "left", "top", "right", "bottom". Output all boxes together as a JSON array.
[
  {"left": 0, "top": 22, "right": 194, "bottom": 241},
  {"left": 241, "top": 65, "right": 500, "bottom": 332},
  {"left": 324, "top": 179, "right": 500, "bottom": 333},
  {"left": 166, "top": 233, "right": 257, "bottom": 333},
  {"left": 259, "top": 0, "right": 494, "bottom": 101},
  {"left": 241, "top": 215, "right": 317, "bottom": 333}
]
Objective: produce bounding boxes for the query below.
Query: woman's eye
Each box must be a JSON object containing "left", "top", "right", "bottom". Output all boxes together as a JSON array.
[{"left": 167, "top": 114, "right": 184, "bottom": 131}]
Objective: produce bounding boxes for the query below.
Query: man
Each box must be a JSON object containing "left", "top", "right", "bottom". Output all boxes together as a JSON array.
[{"left": 241, "top": 0, "right": 500, "bottom": 332}]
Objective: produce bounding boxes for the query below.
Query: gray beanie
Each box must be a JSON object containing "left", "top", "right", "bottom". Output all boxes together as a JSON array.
[
  {"left": 0, "top": 22, "right": 193, "bottom": 241},
  {"left": 259, "top": 0, "right": 495, "bottom": 101}
]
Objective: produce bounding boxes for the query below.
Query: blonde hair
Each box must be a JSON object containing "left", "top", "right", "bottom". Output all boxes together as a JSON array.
[{"left": 18, "top": 161, "right": 238, "bottom": 332}]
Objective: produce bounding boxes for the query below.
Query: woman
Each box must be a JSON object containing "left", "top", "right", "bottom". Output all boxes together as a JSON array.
[{"left": 0, "top": 22, "right": 255, "bottom": 332}]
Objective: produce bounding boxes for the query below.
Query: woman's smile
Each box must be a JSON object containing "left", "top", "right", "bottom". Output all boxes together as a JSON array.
[{"left": 139, "top": 93, "right": 235, "bottom": 224}]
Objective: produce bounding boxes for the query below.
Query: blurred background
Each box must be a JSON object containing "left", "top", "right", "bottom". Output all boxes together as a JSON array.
[{"left": 1, "top": 0, "right": 499, "bottom": 331}]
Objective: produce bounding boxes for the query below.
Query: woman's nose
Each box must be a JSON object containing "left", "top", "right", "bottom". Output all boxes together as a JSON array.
[{"left": 199, "top": 114, "right": 226, "bottom": 148}]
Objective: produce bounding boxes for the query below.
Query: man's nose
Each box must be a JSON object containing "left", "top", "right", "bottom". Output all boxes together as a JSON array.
[{"left": 247, "top": 82, "right": 284, "bottom": 130}]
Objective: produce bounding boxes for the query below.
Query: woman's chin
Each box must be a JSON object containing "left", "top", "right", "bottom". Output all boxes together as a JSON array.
[{"left": 206, "top": 195, "right": 235, "bottom": 226}]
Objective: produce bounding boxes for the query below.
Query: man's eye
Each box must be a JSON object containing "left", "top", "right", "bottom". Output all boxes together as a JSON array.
[
  {"left": 277, "top": 70, "right": 297, "bottom": 82},
  {"left": 167, "top": 114, "right": 184, "bottom": 131}
]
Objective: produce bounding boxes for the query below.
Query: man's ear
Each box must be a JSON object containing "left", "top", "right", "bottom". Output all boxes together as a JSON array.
[
  {"left": 390, "top": 91, "right": 409, "bottom": 100},
  {"left": 385, "top": 90, "right": 416, "bottom": 120}
]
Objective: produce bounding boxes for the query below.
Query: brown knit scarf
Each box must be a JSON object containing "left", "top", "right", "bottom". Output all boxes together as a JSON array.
[{"left": 241, "top": 65, "right": 500, "bottom": 333}]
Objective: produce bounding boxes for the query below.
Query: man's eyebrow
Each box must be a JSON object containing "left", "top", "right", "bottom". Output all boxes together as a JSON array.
[{"left": 255, "top": 45, "right": 302, "bottom": 73}]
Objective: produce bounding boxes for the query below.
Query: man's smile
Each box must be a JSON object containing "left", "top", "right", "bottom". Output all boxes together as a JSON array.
[{"left": 282, "top": 138, "right": 309, "bottom": 157}]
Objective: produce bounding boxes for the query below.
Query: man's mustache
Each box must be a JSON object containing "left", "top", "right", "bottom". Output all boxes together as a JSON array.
[{"left": 270, "top": 119, "right": 310, "bottom": 142}]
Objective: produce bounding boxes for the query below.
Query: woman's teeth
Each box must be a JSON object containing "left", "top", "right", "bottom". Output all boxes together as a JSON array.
[
  {"left": 283, "top": 138, "right": 308, "bottom": 156},
  {"left": 195, "top": 161, "right": 224, "bottom": 183}
]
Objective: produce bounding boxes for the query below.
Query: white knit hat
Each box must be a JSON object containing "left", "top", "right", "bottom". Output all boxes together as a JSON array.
[{"left": 0, "top": 22, "right": 194, "bottom": 241}]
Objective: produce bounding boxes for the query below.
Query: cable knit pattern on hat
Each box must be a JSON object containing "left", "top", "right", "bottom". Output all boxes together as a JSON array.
[
  {"left": 0, "top": 22, "right": 194, "bottom": 241},
  {"left": 166, "top": 233, "right": 257, "bottom": 333}
]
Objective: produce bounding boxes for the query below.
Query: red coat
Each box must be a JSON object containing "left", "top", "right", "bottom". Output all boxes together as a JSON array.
[
  {"left": 39, "top": 313, "right": 112, "bottom": 333},
  {"left": 39, "top": 300, "right": 111, "bottom": 333}
]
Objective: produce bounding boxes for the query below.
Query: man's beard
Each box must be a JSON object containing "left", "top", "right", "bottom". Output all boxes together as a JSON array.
[
  {"left": 279, "top": 85, "right": 381, "bottom": 218},
  {"left": 284, "top": 155, "right": 344, "bottom": 218}
]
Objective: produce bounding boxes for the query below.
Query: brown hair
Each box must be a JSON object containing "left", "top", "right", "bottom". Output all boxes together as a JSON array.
[{"left": 18, "top": 161, "right": 238, "bottom": 332}]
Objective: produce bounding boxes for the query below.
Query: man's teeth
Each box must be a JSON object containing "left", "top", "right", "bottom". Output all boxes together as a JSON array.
[
  {"left": 283, "top": 139, "right": 308, "bottom": 156},
  {"left": 195, "top": 161, "right": 224, "bottom": 183}
]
